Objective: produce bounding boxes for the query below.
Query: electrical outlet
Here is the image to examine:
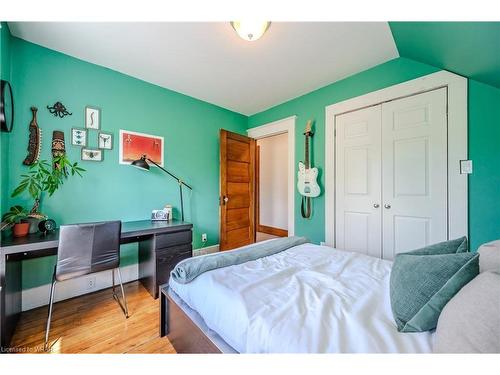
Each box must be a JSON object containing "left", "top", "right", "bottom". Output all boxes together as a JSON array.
[
  {"left": 87, "top": 276, "right": 96, "bottom": 290},
  {"left": 201, "top": 233, "right": 207, "bottom": 243},
  {"left": 460, "top": 160, "right": 473, "bottom": 174}
]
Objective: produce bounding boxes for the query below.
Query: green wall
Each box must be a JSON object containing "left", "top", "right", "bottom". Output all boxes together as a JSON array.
[
  {"left": 4, "top": 37, "right": 247, "bottom": 289},
  {"left": 0, "top": 22, "right": 12, "bottom": 217},
  {"left": 248, "top": 57, "right": 500, "bottom": 251},
  {"left": 468, "top": 80, "right": 500, "bottom": 249},
  {"left": 390, "top": 22, "right": 500, "bottom": 89}
]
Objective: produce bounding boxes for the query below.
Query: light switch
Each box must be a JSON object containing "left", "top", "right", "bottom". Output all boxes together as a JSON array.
[{"left": 460, "top": 160, "right": 473, "bottom": 174}]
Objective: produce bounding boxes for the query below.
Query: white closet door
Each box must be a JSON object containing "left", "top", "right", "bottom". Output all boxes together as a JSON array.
[
  {"left": 381, "top": 88, "right": 448, "bottom": 259},
  {"left": 335, "top": 105, "right": 382, "bottom": 258}
]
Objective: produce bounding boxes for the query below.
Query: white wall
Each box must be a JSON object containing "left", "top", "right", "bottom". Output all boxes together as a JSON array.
[{"left": 258, "top": 133, "right": 288, "bottom": 230}]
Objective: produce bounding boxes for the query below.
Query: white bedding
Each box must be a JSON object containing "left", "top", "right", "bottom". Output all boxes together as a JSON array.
[{"left": 169, "top": 243, "right": 434, "bottom": 353}]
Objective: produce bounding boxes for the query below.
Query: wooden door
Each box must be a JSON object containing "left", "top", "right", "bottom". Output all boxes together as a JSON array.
[
  {"left": 219, "top": 129, "right": 256, "bottom": 251},
  {"left": 335, "top": 105, "right": 383, "bottom": 258},
  {"left": 381, "top": 88, "right": 448, "bottom": 259}
]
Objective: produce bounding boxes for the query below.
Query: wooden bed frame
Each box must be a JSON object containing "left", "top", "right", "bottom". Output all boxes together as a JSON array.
[{"left": 160, "top": 288, "right": 223, "bottom": 353}]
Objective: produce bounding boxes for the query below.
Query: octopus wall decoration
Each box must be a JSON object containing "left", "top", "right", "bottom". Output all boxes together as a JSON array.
[{"left": 47, "top": 101, "right": 72, "bottom": 118}]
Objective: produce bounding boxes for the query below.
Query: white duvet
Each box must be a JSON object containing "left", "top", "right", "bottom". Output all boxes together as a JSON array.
[{"left": 169, "top": 243, "right": 434, "bottom": 353}]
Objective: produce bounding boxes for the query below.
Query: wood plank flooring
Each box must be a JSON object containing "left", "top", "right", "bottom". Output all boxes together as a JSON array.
[
  {"left": 9, "top": 281, "right": 176, "bottom": 354},
  {"left": 256, "top": 232, "right": 278, "bottom": 242}
]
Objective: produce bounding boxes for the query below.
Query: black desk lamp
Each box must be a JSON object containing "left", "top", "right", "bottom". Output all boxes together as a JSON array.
[{"left": 131, "top": 155, "right": 193, "bottom": 221}]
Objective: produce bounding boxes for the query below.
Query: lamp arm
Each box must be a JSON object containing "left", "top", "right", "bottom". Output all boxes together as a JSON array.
[{"left": 146, "top": 158, "right": 193, "bottom": 190}]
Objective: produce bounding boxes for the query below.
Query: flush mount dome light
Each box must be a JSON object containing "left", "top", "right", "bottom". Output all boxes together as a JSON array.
[{"left": 230, "top": 21, "right": 271, "bottom": 42}]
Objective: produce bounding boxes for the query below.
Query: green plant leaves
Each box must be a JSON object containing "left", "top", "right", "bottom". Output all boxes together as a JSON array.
[
  {"left": 9, "top": 156, "right": 86, "bottom": 205},
  {"left": 2, "top": 205, "right": 29, "bottom": 224}
]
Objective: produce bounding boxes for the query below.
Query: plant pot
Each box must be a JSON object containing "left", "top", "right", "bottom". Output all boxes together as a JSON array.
[
  {"left": 13, "top": 222, "right": 30, "bottom": 237},
  {"left": 25, "top": 217, "right": 42, "bottom": 234}
]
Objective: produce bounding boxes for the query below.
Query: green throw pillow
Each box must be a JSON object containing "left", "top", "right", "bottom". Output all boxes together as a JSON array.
[
  {"left": 390, "top": 237, "right": 479, "bottom": 332},
  {"left": 407, "top": 236, "right": 468, "bottom": 255}
]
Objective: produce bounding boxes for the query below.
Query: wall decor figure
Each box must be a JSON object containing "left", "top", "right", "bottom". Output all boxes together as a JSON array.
[
  {"left": 81, "top": 148, "right": 103, "bottom": 162},
  {"left": 23, "top": 107, "right": 42, "bottom": 165},
  {"left": 71, "top": 128, "right": 87, "bottom": 146},
  {"left": 119, "top": 129, "right": 164, "bottom": 166},
  {"left": 51, "top": 130, "right": 66, "bottom": 169},
  {"left": 47, "top": 101, "right": 72, "bottom": 118},
  {"left": 98, "top": 132, "right": 113, "bottom": 150},
  {"left": 85, "top": 106, "right": 100, "bottom": 130}
]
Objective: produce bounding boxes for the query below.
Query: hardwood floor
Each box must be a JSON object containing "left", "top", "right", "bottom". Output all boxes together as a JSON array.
[
  {"left": 256, "top": 231, "right": 278, "bottom": 242},
  {"left": 9, "top": 281, "right": 176, "bottom": 354}
]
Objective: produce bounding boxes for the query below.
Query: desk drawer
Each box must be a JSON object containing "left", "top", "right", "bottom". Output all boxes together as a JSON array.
[
  {"left": 155, "top": 230, "right": 192, "bottom": 249},
  {"left": 156, "top": 245, "right": 192, "bottom": 287}
]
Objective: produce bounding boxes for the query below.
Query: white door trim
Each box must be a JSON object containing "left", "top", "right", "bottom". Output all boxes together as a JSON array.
[
  {"left": 325, "top": 71, "right": 468, "bottom": 247},
  {"left": 247, "top": 116, "right": 296, "bottom": 236}
]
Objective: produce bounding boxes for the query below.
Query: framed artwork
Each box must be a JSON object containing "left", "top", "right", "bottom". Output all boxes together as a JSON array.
[
  {"left": 85, "top": 106, "right": 100, "bottom": 130},
  {"left": 119, "top": 129, "right": 164, "bottom": 167},
  {"left": 71, "top": 128, "right": 87, "bottom": 146},
  {"left": 81, "top": 148, "right": 103, "bottom": 162},
  {"left": 98, "top": 132, "right": 113, "bottom": 150}
]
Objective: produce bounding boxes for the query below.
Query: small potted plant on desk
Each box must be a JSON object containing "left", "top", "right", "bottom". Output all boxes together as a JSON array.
[
  {"left": 0, "top": 205, "right": 39, "bottom": 237},
  {"left": 6, "top": 155, "right": 85, "bottom": 234}
]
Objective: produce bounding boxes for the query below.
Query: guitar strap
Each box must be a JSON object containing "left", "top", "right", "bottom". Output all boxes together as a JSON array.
[{"left": 301, "top": 196, "right": 312, "bottom": 219}]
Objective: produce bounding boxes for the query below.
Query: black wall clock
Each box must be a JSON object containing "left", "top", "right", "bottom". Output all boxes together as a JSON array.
[{"left": 0, "top": 79, "right": 14, "bottom": 133}]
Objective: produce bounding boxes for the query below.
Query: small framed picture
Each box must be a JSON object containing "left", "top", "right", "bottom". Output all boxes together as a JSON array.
[
  {"left": 81, "top": 148, "right": 103, "bottom": 162},
  {"left": 71, "top": 128, "right": 87, "bottom": 146},
  {"left": 85, "top": 106, "right": 100, "bottom": 130},
  {"left": 98, "top": 132, "right": 113, "bottom": 150},
  {"left": 119, "top": 129, "right": 164, "bottom": 166}
]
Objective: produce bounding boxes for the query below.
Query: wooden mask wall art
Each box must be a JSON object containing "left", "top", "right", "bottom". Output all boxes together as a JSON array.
[
  {"left": 51, "top": 130, "right": 66, "bottom": 169},
  {"left": 23, "top": 107, "right": 42, "bottom": 165}
]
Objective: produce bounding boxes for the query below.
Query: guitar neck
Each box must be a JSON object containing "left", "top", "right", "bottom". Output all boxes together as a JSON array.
[{"left": 304, "top": 134, "right": 310, "bottom": 168}]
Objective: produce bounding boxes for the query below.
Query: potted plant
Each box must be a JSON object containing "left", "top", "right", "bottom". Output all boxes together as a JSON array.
[
  {"left": 8, "top": 155, "right": 85, "bottom": 233},
  {"left": 1, "top": 205, "right": 32, "bottom": 237}
]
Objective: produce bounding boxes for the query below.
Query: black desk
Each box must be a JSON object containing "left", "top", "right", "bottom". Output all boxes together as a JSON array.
[{"left": 0, "top": 219, "right": 193, "bottom": 348}]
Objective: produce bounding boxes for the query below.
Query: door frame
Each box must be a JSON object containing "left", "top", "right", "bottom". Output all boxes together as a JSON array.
[
  {"left": 247, "top": 116, "right": 296, "bottom": 236},
  {"left": 324, "top": 70, "right": 468, "bottom": 247}
]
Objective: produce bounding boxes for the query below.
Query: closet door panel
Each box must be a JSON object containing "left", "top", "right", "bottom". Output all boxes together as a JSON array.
[
  {"left": 335, "top": 105, "right": 382, "bottom": 258},
  {"left": 381, "top": 88, "right": 448, "bottom": 259}
]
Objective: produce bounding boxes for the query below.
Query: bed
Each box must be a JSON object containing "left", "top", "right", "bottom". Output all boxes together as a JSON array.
[{"left": 162, "top": 241, "right": 434, "bottom": 353}]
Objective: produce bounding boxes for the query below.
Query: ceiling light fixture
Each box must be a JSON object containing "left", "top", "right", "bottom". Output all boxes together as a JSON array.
[{"left": 230, "top": 21, "right": 271, "bottom": 42}]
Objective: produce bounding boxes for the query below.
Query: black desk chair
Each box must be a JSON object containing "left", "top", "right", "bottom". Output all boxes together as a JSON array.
[{"left": 44, "top": 221, "right": 128, "bottom": 350}]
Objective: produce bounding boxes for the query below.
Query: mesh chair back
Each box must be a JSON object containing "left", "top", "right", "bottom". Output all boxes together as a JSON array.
[{"left": 55, "top": 221, "right": 122, "bottom": 281}]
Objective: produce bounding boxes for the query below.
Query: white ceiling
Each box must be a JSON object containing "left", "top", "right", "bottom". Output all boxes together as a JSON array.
[{"left": 8, "top": 22, "right": 398, "bottom": 115}]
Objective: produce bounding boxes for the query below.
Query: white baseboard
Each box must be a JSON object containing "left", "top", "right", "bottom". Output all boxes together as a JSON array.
[
  {"left": 21, "top": 244, "right": 221, "bottom": 312},
  {"left": 22, "top": 264, "right": 139, "bottom": 312}
]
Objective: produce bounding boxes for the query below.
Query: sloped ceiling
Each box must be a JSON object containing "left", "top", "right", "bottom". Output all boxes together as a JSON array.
[
  {"left": 390, "top": 22, "right": 500, "bottom": 88},
  {"left": 6, "top": 22, "right": 500, "bottom": 116},
  {"left": 7, "top": 22, "right": 398, "bottom": 115}
]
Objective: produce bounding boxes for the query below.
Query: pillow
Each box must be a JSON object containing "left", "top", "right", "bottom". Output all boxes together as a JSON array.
[
  {"left": 478, "top": 240, "right": 500, "bottom": 273},
  {"left": 434, "top": 271, "right": 500, "bottom": 353},
  {"left": 408, "top": 236, "right": 468, "bottom": 255},
  {"left": 390, "top": 237, "right": 479, "bottom": 333}
]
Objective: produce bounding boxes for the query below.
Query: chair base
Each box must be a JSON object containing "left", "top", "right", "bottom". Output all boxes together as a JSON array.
[
  {"left": 112, "top": 268, "right": 129, "bottom": 318},
  {"left": 44, "top": 267, "right": 129, "bottom": 351}
]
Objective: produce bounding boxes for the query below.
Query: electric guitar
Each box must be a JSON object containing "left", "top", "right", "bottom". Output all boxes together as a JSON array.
[{"left": 297, "top": 121, "right": 320, "bottom": 198}]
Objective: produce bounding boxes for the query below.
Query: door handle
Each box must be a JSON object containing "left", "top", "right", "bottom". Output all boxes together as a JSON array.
[
  {"left": 373, "top": 203, "right": 380, "bottom": 208},
  {"left": 222, "top": 196, "right": 229, "bottom": 205},
  {"left": 384, "top": 204, "right": 391, "bottom": 209}
]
